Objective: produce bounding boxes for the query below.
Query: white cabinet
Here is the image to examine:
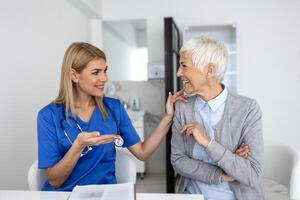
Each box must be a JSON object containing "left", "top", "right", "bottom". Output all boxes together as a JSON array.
[{"left": 126, "top": 110, "right": 146, "bottom": 178}]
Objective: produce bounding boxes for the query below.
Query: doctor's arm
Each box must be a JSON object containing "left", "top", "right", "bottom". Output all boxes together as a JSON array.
[
  {"left": 128, "top": 90, "right": 186, "bottom": 161},
  {"left": 44, "top": 139, "right": 84, "bottom": 188},
  {"left": 45, "top": 133, "right": 117, "bottom": 188}
]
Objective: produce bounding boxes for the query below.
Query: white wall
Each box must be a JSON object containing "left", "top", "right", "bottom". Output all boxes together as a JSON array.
[
  {"left": 0, "top": 0, "right": 90, "bottom": 189},
  {"left": 101, "top": 0, "right": 300, "bottom": 172},
  {"left": 102, "top": 21, "right": 136, "bottom": 81}
]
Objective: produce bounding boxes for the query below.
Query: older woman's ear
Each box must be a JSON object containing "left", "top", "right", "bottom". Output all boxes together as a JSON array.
[{"left": 206, "top": 63, "right": 216, "bottom": 78}]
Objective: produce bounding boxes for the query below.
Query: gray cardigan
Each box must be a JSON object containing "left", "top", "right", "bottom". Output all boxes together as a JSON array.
[{"left": 171, "top": 90, "right": 264, "bottom": 200}]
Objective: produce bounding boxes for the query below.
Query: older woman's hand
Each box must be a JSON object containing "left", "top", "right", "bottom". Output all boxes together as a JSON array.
[
  {"left": 180, "top": 123, "right": 211, "bottom": 148},
  {"left": 221, "top": 172, "right": 235, "bottom": 182},
  {"left": 235, "top": 142, "right": 249, "bottom": 159},
  {"left": 165, "top": 89, "right": 187, "bottom": 117}
]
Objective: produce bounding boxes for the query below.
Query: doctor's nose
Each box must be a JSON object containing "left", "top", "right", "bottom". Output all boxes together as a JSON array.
[{"left": 99, "top": 73, "right": 108, "bottom": 82}]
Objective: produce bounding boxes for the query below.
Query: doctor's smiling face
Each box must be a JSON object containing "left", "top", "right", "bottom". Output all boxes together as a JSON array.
[{"left": 72, "top": 58, "right": 108, "bottom": 97}]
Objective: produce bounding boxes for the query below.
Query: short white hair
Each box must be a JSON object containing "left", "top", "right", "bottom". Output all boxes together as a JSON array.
[{"left": 180, "top": 36, "right": 228, "bottom": 82}]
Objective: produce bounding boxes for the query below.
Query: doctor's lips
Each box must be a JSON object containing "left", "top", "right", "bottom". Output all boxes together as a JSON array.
[{"left": 95, "top": 85, "right": 105, "bottom": 89}]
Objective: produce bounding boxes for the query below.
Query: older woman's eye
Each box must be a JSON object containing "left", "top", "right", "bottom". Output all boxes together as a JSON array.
[
  {"left": 92, "top": 71, "right": 99, "bottom": 75},
  {"left": 180, "top": 64, "right": 187, "bottom": 68}
]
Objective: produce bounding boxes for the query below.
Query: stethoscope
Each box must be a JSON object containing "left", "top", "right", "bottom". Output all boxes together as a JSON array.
[{"left": 61, "top": 102, "right": 124, "bottom": 157}]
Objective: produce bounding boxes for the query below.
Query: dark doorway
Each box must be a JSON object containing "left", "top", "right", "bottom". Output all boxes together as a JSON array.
[{"left": 164, "top": 17, "right": 181, "bottom": 193}]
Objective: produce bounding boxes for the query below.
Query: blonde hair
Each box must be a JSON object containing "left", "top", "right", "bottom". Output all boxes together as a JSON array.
[
  {"left": 54, "top": 42, "right": 108, "bottom": 119},
  {"left": 180, "top": 36, "right": 228, "bottom": 82}
]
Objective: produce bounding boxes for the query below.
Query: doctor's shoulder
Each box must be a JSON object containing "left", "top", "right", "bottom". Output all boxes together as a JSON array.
[
  {"left": 103, "top": 96, "right": 123, "bottom": 110},
  {"left": 37, "top": 102, "right": 64, "bottom": 120}
]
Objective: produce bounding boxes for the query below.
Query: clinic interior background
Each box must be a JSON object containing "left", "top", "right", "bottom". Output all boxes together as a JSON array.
[{"left": 0, "top": 0, "right": 300, "bottom": 190}]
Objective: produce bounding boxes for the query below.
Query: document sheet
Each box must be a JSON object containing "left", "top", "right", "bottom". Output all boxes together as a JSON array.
[{"left": 68, "top": 182, "right": 135, "bottom": 200}]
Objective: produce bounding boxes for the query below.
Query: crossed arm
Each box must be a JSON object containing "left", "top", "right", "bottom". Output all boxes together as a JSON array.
[{"left": 171, "top": 101, "right": 263, "bottom": 186}]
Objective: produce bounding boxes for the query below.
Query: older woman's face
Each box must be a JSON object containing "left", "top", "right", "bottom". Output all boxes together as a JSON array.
[{"left": 177, "top": 53, "right": 208, "bottom": 94}]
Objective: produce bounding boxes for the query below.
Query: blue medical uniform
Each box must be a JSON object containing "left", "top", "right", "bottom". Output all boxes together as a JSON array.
[{"left": 37, "top": 97, "right": 140, "bottom": 191}]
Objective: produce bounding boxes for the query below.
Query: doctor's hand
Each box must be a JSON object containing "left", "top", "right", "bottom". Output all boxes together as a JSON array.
[
  {"left": 165, "top": 89, "right": 187, "bottom": 118},
  {"left": 181, "top": 123, "right": 211, "bottom": 148},
  {"left": 75, "top": 132, "right": 118, "bottom": 149}
]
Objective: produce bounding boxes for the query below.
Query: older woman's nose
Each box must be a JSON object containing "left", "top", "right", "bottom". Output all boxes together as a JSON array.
[{"left": 176, "top": 66, "right": 183, "bottom": 77}]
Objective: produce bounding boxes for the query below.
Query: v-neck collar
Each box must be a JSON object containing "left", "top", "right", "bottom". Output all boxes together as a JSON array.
[{"left": 75, "top": 106, "right": 97, "bottom": 125}]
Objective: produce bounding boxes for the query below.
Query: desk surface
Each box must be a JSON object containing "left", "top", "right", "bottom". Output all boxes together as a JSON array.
[{"left": 0, "top": 190, "right": 203, "bottom": 200}]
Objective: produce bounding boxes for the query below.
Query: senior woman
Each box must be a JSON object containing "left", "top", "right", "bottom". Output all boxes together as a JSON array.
[{"left": 171, "top": 37, "right": 264, "bottom": 200}]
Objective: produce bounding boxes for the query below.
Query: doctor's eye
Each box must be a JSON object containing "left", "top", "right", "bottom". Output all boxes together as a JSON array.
[{"left": 92, "top": 70, "right": 99, "bottom": 75}]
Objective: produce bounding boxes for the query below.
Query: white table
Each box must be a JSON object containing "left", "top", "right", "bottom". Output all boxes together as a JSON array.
[{"left": 0, "top": 190, "right": 203, "bottom": 200}]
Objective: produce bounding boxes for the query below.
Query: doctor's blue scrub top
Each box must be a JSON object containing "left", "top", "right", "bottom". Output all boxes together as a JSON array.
[{"left": 37, "top": 97, "right": 140, "bottom": 191}]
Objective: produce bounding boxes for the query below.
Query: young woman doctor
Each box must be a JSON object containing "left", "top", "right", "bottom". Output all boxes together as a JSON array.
[{"left": 37, "top": 42, "right": 185, "bottom": 191}]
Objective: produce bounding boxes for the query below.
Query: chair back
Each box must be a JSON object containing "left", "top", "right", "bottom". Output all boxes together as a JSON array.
[
  {"left": 27, "top": 160, "right": 46, "bottom": 191},
  {"left": 264, "top": 140, "right": 300, "bottom": 199},
  {"left": 115, "top": 148, "right": 137, "bottom": 183},
  {"left": 28, "top": 148, "right": 137, "bottom": 190}
]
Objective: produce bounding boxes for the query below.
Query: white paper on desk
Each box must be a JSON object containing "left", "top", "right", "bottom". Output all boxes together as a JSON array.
[{"left": 69, "top": 182, "right": 134, "bottom": 200}]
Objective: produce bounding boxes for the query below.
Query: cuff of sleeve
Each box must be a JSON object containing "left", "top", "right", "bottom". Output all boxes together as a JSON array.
[
  {"left": 206, "top": 140, "right": 226, "bottom": 163},
  {"left": 213, "top": 167, "right": 223, "bottom": 184},
  {"left": 206, "top": 139, "right": 214, "bottom": 149}
]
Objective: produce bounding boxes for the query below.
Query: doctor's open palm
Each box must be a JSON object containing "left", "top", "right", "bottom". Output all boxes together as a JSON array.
[{"left": 75, "top": 131, "right": 118, "bottom": 148}]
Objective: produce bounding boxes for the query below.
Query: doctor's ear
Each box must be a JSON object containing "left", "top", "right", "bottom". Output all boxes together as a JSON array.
[{"left": 71, "top": 69, "right": 79, "bottom": 83}]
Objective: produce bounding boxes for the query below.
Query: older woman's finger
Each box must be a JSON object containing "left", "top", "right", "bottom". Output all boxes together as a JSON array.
[
  {"left": 183, "top": 131, "right": 192, "bottom": 138},
  {"left": 180, "top": 124, "right": 195, "bottom": 133},
  {"left": 236, "top": 146, "right": 249, "bottom": 157},
  {"left": 236, "top": 146, "right": 248, "bottom": 155},
  {"left": 238, "top": 148, "right": 248, "bottom": 156},
  {"left": 239, "top": 152, "right": 248, "bottom": 159},
  {"left": 235, "top": 145, "right": 245, "bottom": 154},
  {"left": 235, "top": 143, "right": 247, "bottom": 153},
  {"left": 185, "top": 127, "right": 194, "bottom": 135}
]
